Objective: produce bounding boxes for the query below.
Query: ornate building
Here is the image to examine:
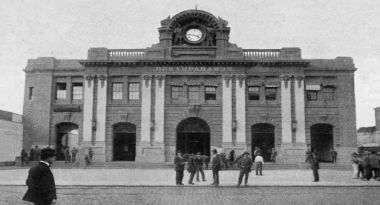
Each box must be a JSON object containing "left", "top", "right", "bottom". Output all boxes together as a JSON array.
[{"left": 23, "top": 9, "right": 357, "bottom": 164}]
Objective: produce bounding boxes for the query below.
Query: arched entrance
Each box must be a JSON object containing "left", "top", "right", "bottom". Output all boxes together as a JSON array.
[
  {"left": 251, "top": 123, "right": 275, "bottom": 162},
  {"left": 311, "top": 123, "right": 333, "bottom": 162},
  {"left": 113, "top": 122, "right": 136, "bottom": 161},
  {"left": 56, "top": 122, "right": 79, "bottom": 161},
  {"left": 176, "top": 117, "right": 210, "bottom": 156}
]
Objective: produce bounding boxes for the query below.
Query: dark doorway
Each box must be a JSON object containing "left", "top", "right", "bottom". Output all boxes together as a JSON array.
[
  {"left": 176, "top": 117, "right": 210, "bottom": 157},
  {"left": 311, "top": 123, "right": 333, "bottom": 162},
  {"left": 251, "top": 123, "right": 275, "bottom": 162},
  {"left": 113, "top": 122, "right": 136, "bottom": 161},
  {"left": 56, "top": 122, "right": 79, "bottom": 161}
]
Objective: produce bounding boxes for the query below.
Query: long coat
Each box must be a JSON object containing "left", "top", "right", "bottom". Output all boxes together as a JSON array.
[
  {"left": 23, "top": 162, "right": 57, "bottom": 205},
  {"left": 310, "top": 157, "right": 319, "bottom": 170},
  {"left": 211, "top": 154, "right": 222, "bottom": 171},
  {"left": 174, "top": 156, "right": 185, "bottom": 171}
]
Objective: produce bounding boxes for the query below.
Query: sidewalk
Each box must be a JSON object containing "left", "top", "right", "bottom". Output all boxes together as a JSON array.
[{"left": 1, "top": 168, "right": 379, "bottom": 187}]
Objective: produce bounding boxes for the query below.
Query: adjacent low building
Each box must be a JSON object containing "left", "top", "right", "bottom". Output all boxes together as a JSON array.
[
  {"left": 0, "top": 110, "right": 23, "bottom": 162},
  {"left": 23, "top": 9, "right": 357, "bottom": 164}
]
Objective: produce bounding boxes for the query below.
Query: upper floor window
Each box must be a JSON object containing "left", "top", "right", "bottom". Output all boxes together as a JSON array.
[
  {"left": 323, "top": 86, "right": 335, "bottom": 101},
  {"left": 205, "top": 86, "right": 216, "bottom": 101},
  {"left": 72, "top": 83, "right": 83, "bottom": 100},
  {"left": 56, "top": 83, "right": 67, "bottom": 100},
  {"left": 171, "top": 86, "right": 182, "bottom": 101},
  {"left": 265, "top": 87, "right": 277, "bottom": 101},
  {"left": 112, "top": 82, "right": 123, "bottom": 100},
  {"left": 29, "top": 87, "right": 34, "bottom": 100},
  {"left": 128, "top": 82, "right": 140, "bottom": 100},
  {"left": 248, "top": 86, "right": 260, "bottom": 101},
  {"left": 188, "top": 86, "right": 199, "bottom": 103},
  {"left": 307, "top": 91, "right": 318, "bottom": 101}
]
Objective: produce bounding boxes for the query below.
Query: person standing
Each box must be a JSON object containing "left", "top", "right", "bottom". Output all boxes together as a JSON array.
[
  {"left": 310, "top": 153, "right": 319, "bottom": 182},
  {"left": 369, "top": 151, "right": 379, "bottom": 180},
  {"left": 187, "top": 154, "right": 197, "bottom": 185},
  {"left": 270, "top": 148, "right": 277, "bottom": 163},
  {"left": 254, "top": 153, "right": 264, "bottom": 176},
  {"left": 211, "top": 149, "right": 221, "bottom": 186},
  {"left": 174, "top": 151, "right": 185, "bottom": 185},
  {"left": 29, "top": 147, "right": 35, "bottom": 162},
  {"left": 228, "top": 150, "right": 235, "bottom": 168},
  {"left": 237, "top": 152, "right": 253, "bottom": 187},
  {"left": 71, "top": 147, "right": 78, "bottom": 163},
  {"left": 21, "top": 149, "right": 28, "bottom": 166},
  {"left": 362, "top": 151, "right": 372, "bottom": 180},
  {"left": 351, "top": 152, "right": 360, "bottom": 179},
  {"left": 64, "top": 146, "right": 71, "bottom": 164},
  {"left": 331, "top": 149, "right": 338, "bottom": 164},
  {"left": 195, "top": 152, "right": 206, "bottom": 182},
  {"left": 23, "top": 147, "right": 57, "bottom": 205},
  {"left": 88, "top": 148, "right": 94, "bottom": 162}
]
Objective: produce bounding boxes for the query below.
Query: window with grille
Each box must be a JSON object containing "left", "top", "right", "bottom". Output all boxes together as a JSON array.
[
  {"left": 188, "top": 86, "right": 199, "bottom": 103},
  {"left": 112, "top": 83, "right": 123, "bottom": 100},
  {"left": 128, "top": 82, "right": 140, "bottom": 100},
  {"left": 171, "top": 86, "right": 182, "bottom": 101},
  {"left": 72, "top": 83, "right": 83, "bottom": 100},
  {"left": 248, "top": 86, "right": 260, "bottom": 100},
  {"left": 307, "top": 91, "right": 318, "bottom": 101},
  {"left": 323, "top": 87, "right": 334, "bottom": 101},
  {"left": 56, "top": 83, "right": 67, "bottom": 100},
  {"left": 205, "top": 86, "right": 216, "bottom": 101},
  {"left": 265, "top": 88, "right": 277, "bottom": 100}
]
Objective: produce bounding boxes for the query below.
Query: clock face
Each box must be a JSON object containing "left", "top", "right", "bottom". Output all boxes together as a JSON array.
[{"left": 185, "top": 28, "right": 203, "bottom": 42}]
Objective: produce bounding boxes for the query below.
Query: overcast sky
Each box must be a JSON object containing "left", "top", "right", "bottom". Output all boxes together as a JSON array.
[{"left": 1, "top": 0, "right": 379, "bottom": 128}]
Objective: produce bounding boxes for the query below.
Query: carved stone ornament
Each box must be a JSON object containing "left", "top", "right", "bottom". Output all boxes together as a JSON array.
[
  {"left": 85, "top": 75, "right": 94, "bottom": 87},
  {"left": 156, "top": 75, "right": 166, "bottom": 88},
  {"left": 319, "top": 115, "right": 328, "bottom": 121},
  {"left": 143, "top": 75, "right": 152, "bottom": 88},
  {"left": 295, "top": 76, "right": 305, "bottom": 88},
  {"left": 188, "top": 105, "right": 201, "bottom": 117},
  {"left": 237, "top": 75, "right": 246, "bottom": 88},
  {"left": 281, "top": 76, "right": 291, "bottom": 88},
  {"left": 63, "top": 112, "right": 72, "bottom": 122},
  {"left": 223, "top": 75, "right": 233, "bottom": 88},
  {"left": 121, "top": 114, "right": 128, "bottom": 122},
  {"left": 98, "top": 75, "right": 107, "bottom": 88}
]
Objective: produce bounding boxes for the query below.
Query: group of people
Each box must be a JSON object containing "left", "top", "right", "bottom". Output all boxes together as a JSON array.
[
  {"left": 174, "top": 148, "right": 267, "bottom": 187},
  {"left": 20, "top": 146, "right": 41, "bottom": 166},
  {"left": 351, "top": 151, "right": 380, "bottom": 181},
  {"left": 62, "top": 146, "right": 79, "bottom": 164}
]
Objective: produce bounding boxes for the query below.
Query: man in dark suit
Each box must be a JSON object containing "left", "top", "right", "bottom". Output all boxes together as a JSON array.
[
  {"left": 237, "top": 151, "right": 253, "bottom": 187},
  {"left": 174, "top": 151, "right": 185, "bottom": 185},
  {"left": 187, "top": 153, "right": 197, "bottom": 185},
  {"left": 195, "top": 152, "right": 206, "bottom": 182},
  {"left": 23, "top": 147, "right": 57, "bottom": 205},
  {"left": 310, "top": 153, "right": 319, "bottom": 182},
  {"left": 211, "top": 149, "right": 221, "bottom": 186}
]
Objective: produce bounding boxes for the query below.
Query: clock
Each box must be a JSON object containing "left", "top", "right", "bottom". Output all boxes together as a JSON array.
[{"left": 185, "top": 28, "right": 203, "bottom": 43}]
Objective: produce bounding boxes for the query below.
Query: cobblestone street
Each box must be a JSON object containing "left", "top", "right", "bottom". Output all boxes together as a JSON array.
[{"left": 1, "top": 186, "right": 380, "bottom": 205}]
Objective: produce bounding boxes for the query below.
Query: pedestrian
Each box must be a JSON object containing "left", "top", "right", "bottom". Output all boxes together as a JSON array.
[
  {"left": 195, "top": 152, "right": 206, "bottom": 182},
  {"left": 187, "top": 153, "right": 197, "bottom": 185},
  {"left": 362, "top": 151, "right": 372, "bottom": 181},
  {"left": 88, "top": 148, "right": 94, "bottom": 162},
  {"left": 205, "top": 155, "right": 210, "bottom": 170},
  {"left": 34, "top": 146, "right": 41, "bottom": 162},
  {"left": 305, "top": 149, "right": 312, "bottom": 163},
  {"left": 229, "top": 150, "right": 235, "bottom": 168},
  {"left": 29, "top": 147, "right": 35, "bottom": 162},
  {"left": 253, "top": 146, "right": 261, "bottom": 157},
  {"left": 369, "top": 151, "right": 379, "bottom": 180},
  {"left": 174, "top": 151, "right": 185, "bottom": 185},
  {"left": 236, "top": 151, "right": 253, "bottom": 187},
  {"left": 21, "top": 149, "right": 28, "bottom": 166},
  {"left": 71, "top": 147, "right": 78, "bottom": 163},
  {"left": 270, "top": 148, "right": 277, "bottom": 163},
  {"left": 22, "top": 147, "right": 57, "bottom": 205},
  {"left": 254, "top": 153, "right": 264, "bottom": 176},
  {"left": 211, "top": 149, "right": 221, "bottom": 186},
  {"left": 310, "top": 153, "right": 319, "bottom": 182},
  {"left": 64, "top": 146, "right": 71, "bottom": 164},
  {"left": 331, "top": 149, "right": 337, "bottom": 164},
  {"left": 351, "top": 152, "right": 360, "bottom": 179}
]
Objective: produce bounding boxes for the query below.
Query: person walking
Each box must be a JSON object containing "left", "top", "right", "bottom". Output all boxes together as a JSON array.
[
  {"left": 174, "top": 151, "right": 185, "bottom": 185},
  {"left": 362, "top": 151, "right": 372, "bottom": 181},
  {"left": 195, "top": 152, "right": 206, "bottom": 182},
  {"left": 71, "top": 147, "right": 78, "bottom": 163},
  {"left": 64, "top": 146, "right": 71, "bottom": 164},
  {"left": 237, "top": 152, "right": 253, "bottom": 187},
  {"left": 211, "top": 149, "right": 221, "bottom": 186},
  {"left": 254, "top": 153, "right": 264, "bottom": 176},
  {"left": 351, "top": 152, "right": 360, "bottom": 179},
  {"left": 310, "top": 153, "right": 319, "bottom": 182},
  {"left": 369, "top": 151, "right": 379, "bottom": 180},
  {"left": 21, "top": 149, "right": 28, "bottom": 166},
  {"left": 331, "top": 149, "right": 338, "bottom": 164},
  {"left": 23, "top": 147, "right": 57, "bottom": 205}
]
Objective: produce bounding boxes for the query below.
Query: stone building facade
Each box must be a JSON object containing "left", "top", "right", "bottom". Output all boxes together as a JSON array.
[
  {"left": 0, "top": 110, "right": 23, "bottom": 162},
  {"left": 23, "top": 10, "right": 357, "bottom": 164}
]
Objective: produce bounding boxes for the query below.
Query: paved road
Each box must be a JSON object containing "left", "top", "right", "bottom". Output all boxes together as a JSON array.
[{"left": 2, "top": 186, "right": 380, "bottom": 205}]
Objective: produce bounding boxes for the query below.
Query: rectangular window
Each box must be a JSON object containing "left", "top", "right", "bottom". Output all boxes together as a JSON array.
[
  {"left": 205, "top": 86, "right": 216, "bottom": 101},
  {"left": 188, "top": 86, "right": 199, "bottom": 103},
  {"left": 323, "top": 87, "right": 334, "bottom": 101},
  {"left": 72, "top": 83, "right": 83, "bottom": 100},
  {"left": 265, "top": 88, "right": 277, "bottom": 100},
  {"left": 307, "top": 91, "right": 318, "bottom": 101},
  {"left": 128, "top": 82, "right": 140, "bottom": 100},
  {"left": 29, "top": 87, "right": 34, "bottom": 100},
  {"left": 56, "top": 83, "right": 67, "bottom": 100},
  {"left": 248, "top": 86, "right": 260, "bottom": 100},
  {"left": 171, "top": 86, "right": 182, "bottom": 101},
  {"left": 112, "top": 82, "right": 123, "bottom": 100}
]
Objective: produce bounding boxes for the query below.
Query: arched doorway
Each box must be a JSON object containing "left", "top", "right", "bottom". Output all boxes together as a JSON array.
[
  {"left": 251, "top": 123, "right": 275, "bottom": 162},
  {"left": 113, "top": 122, "right": 136, "bottom": 161},
  {"left": 56, "top": 122, "right": 79, "bottom": 161},
  {"left": 176, "top": 117, "right": 210, "bottom": 156},
  {"left": 311, "top": 123, "right": 333, "bottom": 162}
]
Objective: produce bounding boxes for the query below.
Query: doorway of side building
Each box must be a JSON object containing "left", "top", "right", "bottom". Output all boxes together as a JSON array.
[
  {"left": 56, "top": 122, "right": 79, "bottom": 161},
  {"left": 310, "top": 123, "right": 334, "bottom": 162},
  {"left": 251, "top": 123, "right": 275, "bottom": 162},
  {"left": 176, "top": 117, "right": 210, "bottom": 157},
  {"left": 113, "top": 122, "right": 136, "bottom": 161}
]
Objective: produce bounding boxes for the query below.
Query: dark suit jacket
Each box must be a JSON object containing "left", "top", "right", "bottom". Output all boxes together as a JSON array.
[
  {"left": 23, "top": 162, "right": 56, "bottom": 205},
  {"left": 310, "top": 157, "right": 319, "bottom": 170},
  {"left": 211, "top": 154, "right": 221, "bottom": 171},
  {"left": 174, "top": 156, "right": 185, "bottom": 171}
]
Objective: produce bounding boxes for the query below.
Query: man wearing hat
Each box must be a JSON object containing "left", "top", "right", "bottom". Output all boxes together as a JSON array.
[
  {"left": 23, "top": 147, "right": 57, "bottom": 205},
  {"left": 211, "top": 149, "right": 221, "bottom": 186},
  {"left": 174, "top": 151, "right": 186, "bottom": 185},
  {"left": 237, "top": 151, "right": 253, "bottom": 187}
]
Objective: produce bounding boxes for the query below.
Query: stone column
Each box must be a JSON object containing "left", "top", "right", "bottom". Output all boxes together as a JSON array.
[
  {"left": 141, "top": 75, "right": 152, "bottom": 144},
  {"left": 83, "top": 76, "right": 94, "bottom": 142},
  {"left": 235, "top": 75, "right": 246, "bottom": 154},
  {"left": 281, "top": 76, "right": 292, "bottom": 144},
  {"left": 96, "top": 75, "right": 107, "bottom": 142},
  {"left": 294, "top": 76, "right": 306, "bottom": 144},
  {"left": 154, "top": 75, "right": 165, "bottom": 144},
  {"left": 222, "top": 75, "right": 233, "bottom": 146}
]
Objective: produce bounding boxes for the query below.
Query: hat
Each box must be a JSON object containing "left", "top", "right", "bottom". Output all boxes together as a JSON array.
[
  {"left": 212, "top": 149, "right": 217, "bottom": 154},
  {"left": 243, "top": 151, "right": 249, "bottom": 155},
  {"left": 40, "top": 148, "right": 56, "bottom": 160}
]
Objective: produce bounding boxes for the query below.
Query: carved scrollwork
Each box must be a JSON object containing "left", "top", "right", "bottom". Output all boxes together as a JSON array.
[
  {"left": 223, "top": 75, "right": 233, "bottom": 88},
  {"left": 156, "top": 75, "right": 166, "bottom": 88},
  {"left": 281, "top": 75, "right": 291, "bottom": 88},
  {"left": 295, "top": 75, "right": 305, "bottom": 88},
  {"left": 237, "top": 75, "right": 246, "bottom": 88},
  {"left": 143, "top": 75, "right": 152, "bottom": 88},
  {"left": 85, "top": 75, "right": 94, "bottom": 87},
  {"left": 98, "top": 75, "right": 108, "bottom": 88}
]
